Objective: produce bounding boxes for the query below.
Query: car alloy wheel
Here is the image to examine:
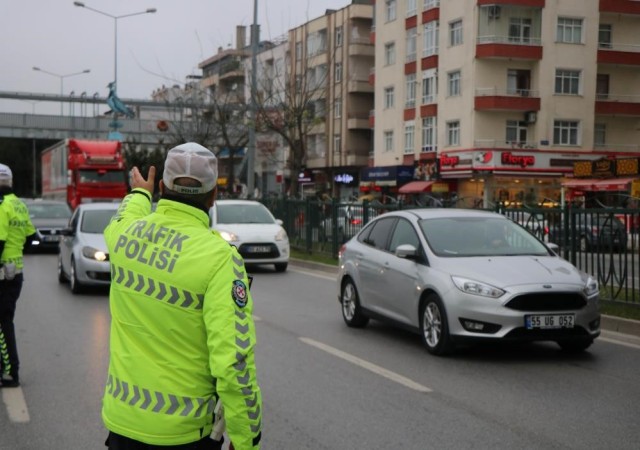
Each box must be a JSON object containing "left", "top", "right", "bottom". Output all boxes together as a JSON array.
[
  {"left": 420, "top": 294, "right": 453, "bottom": 355},
  {"left": 70, "top": 258, "right": 82, "bottom": 294},
  {"left": 57, "top": 255, "right": 67, "bottom": 283},
  {"left": 341, "top": 279, "right": 369, "bottom": 328}
]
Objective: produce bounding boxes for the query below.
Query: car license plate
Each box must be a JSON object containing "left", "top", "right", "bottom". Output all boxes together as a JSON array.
[
  {"left": 247, "top": 245, "right": 270, "bottom": 253},
  {"left": 525, "top": 314, "right": 575, "bottom": 330},
  {"left": 43, "top": 235, "right": 60, "bottom": 242}
]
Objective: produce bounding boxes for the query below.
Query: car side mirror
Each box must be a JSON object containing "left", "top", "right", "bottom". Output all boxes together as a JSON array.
[
  {"left": 59, "top": 228, "right": 75, "bottom": 236},
  {"left": 276, "top": 219, "right": 283, "bottom": 226},
  {"left": 546, "top": 242, "right": 560, "bottom": 254},
  {"left": 395, "top": 244, "right": 418, "bottom": 259}
]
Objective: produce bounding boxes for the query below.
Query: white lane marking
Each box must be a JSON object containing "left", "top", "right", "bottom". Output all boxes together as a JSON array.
[
  {"left": 2, "top": 387, "right": 31, "bottom": 423},
  {"left": 598, "top": 337, "right": 640, "bottom": 351},
  {"left": 289, "top": 268, "right": 337, "bottom": 281},
  {"left": 253, "top": 314, "right": 261, "bottom": 321},
  {"left": 300, "top": 337, "right": 432, "bottom": 393}
]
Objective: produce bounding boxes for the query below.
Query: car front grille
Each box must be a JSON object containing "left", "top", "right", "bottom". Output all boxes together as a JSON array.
[
  {"left": 238, "top": 243, "right": 280, "bottom": 260},
  {"left": 505, "top": 293, "right": 587, "bottom": 311}
]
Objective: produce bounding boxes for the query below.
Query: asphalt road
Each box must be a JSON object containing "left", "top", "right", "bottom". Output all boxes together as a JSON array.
[{"left": 2, "top": 254, "right": 640, "bottom": 449}]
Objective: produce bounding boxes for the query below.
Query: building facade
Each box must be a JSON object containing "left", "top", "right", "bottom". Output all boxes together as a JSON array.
[{"left": 372, "top": 0, "right": 640, "bottom": 207}]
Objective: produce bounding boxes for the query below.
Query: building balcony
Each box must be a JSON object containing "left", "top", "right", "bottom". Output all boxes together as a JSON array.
[
  {"left": 600, "top": 0, "right": 640, "bottom": 15},
  {"left": 598, "top": 44, "right": 640, "bottom": 66},
  {"left": 348, "top": 37, "right": 374, "bottom": 57},
  {"left": 422, "top": 1, "right": 440, "bottom": 23},
  {"left": 344, "top": 152, "right": 369, "bottom": 167},
  {"left": 369, "top": 109, "right": 375, "bottom": 128},
  {"left": 348, "top": 78, "right": 374, "bottom": 93},
  {"left": 475, "top": 88, "right": 541, "bottom": 111},
  {"left": 369, "top": 67, "right": 375, "bottom": 85},
  {"left": 477, "top": 0, "right": 545, "bottom": 6},
  {"left": 347, "top": 112, "right": 370, "bottom": 129},
  {"left": 474, "top": 139, "right": 539, "bottom": 150},
  {"left": 476, "top": 36, "right": 543, "bottom": 60},
  {"left": 596, "top": 94, "right": 640, "bottom": 116}
]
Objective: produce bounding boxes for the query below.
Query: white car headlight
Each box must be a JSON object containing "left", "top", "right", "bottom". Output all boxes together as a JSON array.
[
  {"left": 219, "top": 230, "right": 239, "bottom": 242},
  {"left": 275, "top": 228, "right": 288, "bottom": 241},
  {"left": 583, "top": 276, "right": 599, "bottom": 298},
  {"left": 452, "top": 276, "right": 505, "bottom": 298},
  {"left": 82, "top": 246, "right": 108, "bottom": 261}
]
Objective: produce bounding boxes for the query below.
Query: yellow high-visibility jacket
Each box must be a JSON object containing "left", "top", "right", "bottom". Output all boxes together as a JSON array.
[
  {"left": 0, "top": 193, "right": 36, "bottom": 268},
  {"left": 102, "top": 189, "right": 262, "bottom": 449}
]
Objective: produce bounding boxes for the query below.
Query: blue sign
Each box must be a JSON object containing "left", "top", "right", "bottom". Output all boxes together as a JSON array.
[{"left": 361, "top": 165, "right": 414, "bottom": 183}]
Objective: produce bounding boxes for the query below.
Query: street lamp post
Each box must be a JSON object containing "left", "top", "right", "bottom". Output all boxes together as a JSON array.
[
  {"left": 32, "top": 66, "right": 90, "bottom": 115},
  {"left": 247, "top": 0, "right": 258, "bottom": 197},
  {"left": 73, "top": 2, "right": 156, "bottom": 96}
]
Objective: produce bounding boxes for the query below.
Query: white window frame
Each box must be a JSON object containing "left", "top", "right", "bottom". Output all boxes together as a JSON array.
[
  {"left": 295, "top": 42, "right": 302, "bottom": 59},
  {"left": 422, "top": 69, "right": 438, "bottom": 104},
  {"left": 405, "top": 73, "right": 417, "bottom": 108},
  {"left": 386, "top": 0, "right": 397, "bottom": 22},
  {"left": 334, "top": 134, "right": 342, "bottom": 153},
  {"left": 555, "top": 69, "right": 581, "bottom": 95},
  {"left": 384, "top": 130, "right": 394, "bottom": 152},
  {"left": 509, "top": 18, "right": 532, "bottom": 44},
  {"left": 406, "top": 27, "right": 417, "bottom": 62},
  {"left": 334, "top": 97, "right": 342, "bottom": 118},
  {"left": 385, "top": 42, "right": 396, "bottom": 65},
  {"left": 404, "top": 121, "right": 415, "bottom": 154},
  {"left": 421, "top": 117, "right": 437, "bottom": 152},
  {"left": 557, "top": 17, "right": 583, "bottom": 44},
  {"left": 446, "top": 120, "right": 460, "bottom": 146},
  {"left": 424, "top": 0, "right": 439, "bottom": 11},
  {"left": 449, "top": 19, "right": 463, "bottom": 46},
  {"left": 423, "top": 21, "right": 439, "bottom": 57},
  {"left": 407, "top": 0, "right": 417, "bottom": 17},
  {"left": 594, "top": 123, "right": 606, "bottom": 146},
  {"left": 335, "top": 62, "right": 343, "bottom": 83},
  {"left": 384, "top": 86, "right": 395, "bottom": 109},
  {"left": 335, "top": 26, "right": 343, "bottom": 47},
  {"left": 553, "top": 120, "right": 580, "bottom": 146},
  {"left": 506, "top": 120, "right": 528, "bottom": 145},
  {"left": 448, "top": 70, "right": 461, "bottom": 97}
]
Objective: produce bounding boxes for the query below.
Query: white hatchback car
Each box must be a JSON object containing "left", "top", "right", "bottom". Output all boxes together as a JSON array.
[
  {"left": 58, "top": 202, "right": 119, "bottom": 294},
  {"left": 210, "top": 200, "right": 290, "bottom": 272}
]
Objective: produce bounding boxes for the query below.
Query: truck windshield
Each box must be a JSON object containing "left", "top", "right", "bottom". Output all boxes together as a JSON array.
[{"left": 79, "top": 170, "right": 125, "bottom": 183}]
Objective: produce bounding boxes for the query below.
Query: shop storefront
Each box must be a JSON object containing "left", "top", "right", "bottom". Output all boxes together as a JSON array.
[
  {"left": 438, "top": 149, "right": 640, "bottom": 209},
  {"left": 331, "top": 169, "right": 360, "bottom": 201},
  {"left": 359, "top": 165, "right": 414, "bottom": 201}
]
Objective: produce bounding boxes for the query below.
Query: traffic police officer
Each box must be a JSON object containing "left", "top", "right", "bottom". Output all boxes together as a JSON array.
[
  {"left": 0, "top": 163, "right": 36, "bottom": 388},
  {"left": 102, "top": 143, "right": 262, "bottom": 449}
]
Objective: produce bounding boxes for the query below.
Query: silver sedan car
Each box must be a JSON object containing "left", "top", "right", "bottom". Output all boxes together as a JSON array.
[
  {"left": 58, "top": 202, "right": 120, "bottom": 294},
  {"left": 337, "top": 209, "right": 600, "bottom": 355}
]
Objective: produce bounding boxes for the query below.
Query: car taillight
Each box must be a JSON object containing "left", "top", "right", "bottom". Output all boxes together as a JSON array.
[
  {"left": 338, "top": 244, "right": 347, "bottom": 259},
  {"left": 544, "top": 226, "right": 549, "bottom": 235},
  {"left": 350, "top": 218, "right": 362, "bottom": 225}
]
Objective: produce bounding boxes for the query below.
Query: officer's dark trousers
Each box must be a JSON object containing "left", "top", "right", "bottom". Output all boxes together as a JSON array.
[
  {"left": 0, "top": 273, "right": 23, "bottom": 378},
  {"left": 105, "top": 432, "right": 224, "bottom": 450}
]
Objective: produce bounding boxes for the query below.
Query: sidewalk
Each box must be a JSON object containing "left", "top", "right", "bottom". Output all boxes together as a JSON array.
[{"left": 290, "top": 258, "right": 640, "bottom": 340}]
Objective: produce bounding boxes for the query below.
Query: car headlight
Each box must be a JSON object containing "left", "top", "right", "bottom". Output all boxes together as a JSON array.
[
  {"left": 82, "top": 246, "right": 108, "bottom": 261},
  {"left": 219, "top": 230, "right": 239, "bottom": 242},
  {"left": 452, "top": 276, "right": 505, "bottom": 298},
  {"left": 584, "top": 276, "right": 599, "bottom": 298},
  {"left": 275, "top": 228, "right": 288, "bottom": 241}
]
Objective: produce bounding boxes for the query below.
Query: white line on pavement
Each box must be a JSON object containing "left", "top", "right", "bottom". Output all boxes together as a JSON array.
[
  {"left": 289, "top": 268, "right": 336, "bottom": 281},
  {"left": 299, "top": 337, "right": 432, "bottom": 393},
  {"left": 598, "top": 336, "right": 640, "bottom": 351},
  {"left": 2, "top": 387, "right": 30, "bottom": 423}
]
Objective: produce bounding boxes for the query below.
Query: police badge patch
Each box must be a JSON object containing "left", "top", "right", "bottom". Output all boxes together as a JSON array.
[{"left": 231, "top": 280, "right": 248, "bottom": 308}]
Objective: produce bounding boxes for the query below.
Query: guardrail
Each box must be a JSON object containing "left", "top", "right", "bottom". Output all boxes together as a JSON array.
[{"left": 262, "top": 197, "right": 640, "bottom": 306}]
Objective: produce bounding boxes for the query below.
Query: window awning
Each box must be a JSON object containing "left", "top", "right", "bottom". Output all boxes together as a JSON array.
[
  {"left": 562, "top": 177, "right": 637, "bottom": 192},
  {"left": 399, "top": 181, "right": 435, "bottom": 194}
]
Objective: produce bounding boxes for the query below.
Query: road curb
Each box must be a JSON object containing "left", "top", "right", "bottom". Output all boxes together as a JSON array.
[{"left": 290, "top": 258, "right": 640, "bottom": 339}]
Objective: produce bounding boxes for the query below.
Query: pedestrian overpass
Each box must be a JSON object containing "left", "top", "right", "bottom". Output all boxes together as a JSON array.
[{"left": 0, "top": 90, "right": 177, "bottom": 144}]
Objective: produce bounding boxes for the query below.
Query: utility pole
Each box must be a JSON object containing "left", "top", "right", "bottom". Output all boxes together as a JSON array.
[{"left": 247, "top": 0, "right": 258, "bottom": 197}]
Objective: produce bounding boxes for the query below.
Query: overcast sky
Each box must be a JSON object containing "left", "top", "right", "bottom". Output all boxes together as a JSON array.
[{"left": 1, "top": 0, "right": 352, "bottom": 114}]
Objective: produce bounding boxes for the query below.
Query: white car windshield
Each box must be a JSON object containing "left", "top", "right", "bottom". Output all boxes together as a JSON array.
[
  {"left": 420, "top": 217, "right": 550, "bottom": 257},
  {"left": 216, "top": 204, "right": 275, "bottom": 224},
  {"left": 81, "top": 210, "right": 116, "bottom": 233}
]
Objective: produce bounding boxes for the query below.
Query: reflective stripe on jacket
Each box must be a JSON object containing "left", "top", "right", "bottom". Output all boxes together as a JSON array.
[{"left": 102, "top": 189, "right": 262, "bottom": 448}]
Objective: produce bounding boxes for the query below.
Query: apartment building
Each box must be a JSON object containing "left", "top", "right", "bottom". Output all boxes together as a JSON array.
[
  {"left": 372, "top": 0, "right": 640, "bottom": 207},
  {"left": 289, "top": 0, "right": 375, "bottom": 199}
]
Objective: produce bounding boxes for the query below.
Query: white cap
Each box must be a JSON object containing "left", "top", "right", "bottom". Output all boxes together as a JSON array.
[
  {"left": 0, "top": 163, "right": 12, "bottom": 187},
  {"left": 163, "top": 143, "right": 218, "bottom": 195}
]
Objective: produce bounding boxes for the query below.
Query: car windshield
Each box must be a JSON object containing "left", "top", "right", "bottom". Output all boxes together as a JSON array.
[
  {"left": 78, "top": 170, "right": 126, "bottom": 183},
  {"left": 419, "top": 216, "right": 550, "bottom": 257},
  {"left": 216, "top": 204, "right": 275, "bottom": 224},
  {"left": 27, "top": 203, "right": 72, "bottom": 219},
  {"left": 81, "top": 210, "right": 116, "bottom": 233}
]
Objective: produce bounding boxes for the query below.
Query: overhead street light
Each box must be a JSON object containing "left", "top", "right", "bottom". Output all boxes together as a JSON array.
[
  {"left": 32, "top": 66, "right": 91, "bottom": 115},
  {"left": 73, "top": 2, "right": 157, "bottom": 96}
]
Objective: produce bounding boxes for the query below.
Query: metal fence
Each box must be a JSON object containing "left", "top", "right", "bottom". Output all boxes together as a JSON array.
[{"left": 262, "top": 197, "right": 640, "bottom": 306}]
